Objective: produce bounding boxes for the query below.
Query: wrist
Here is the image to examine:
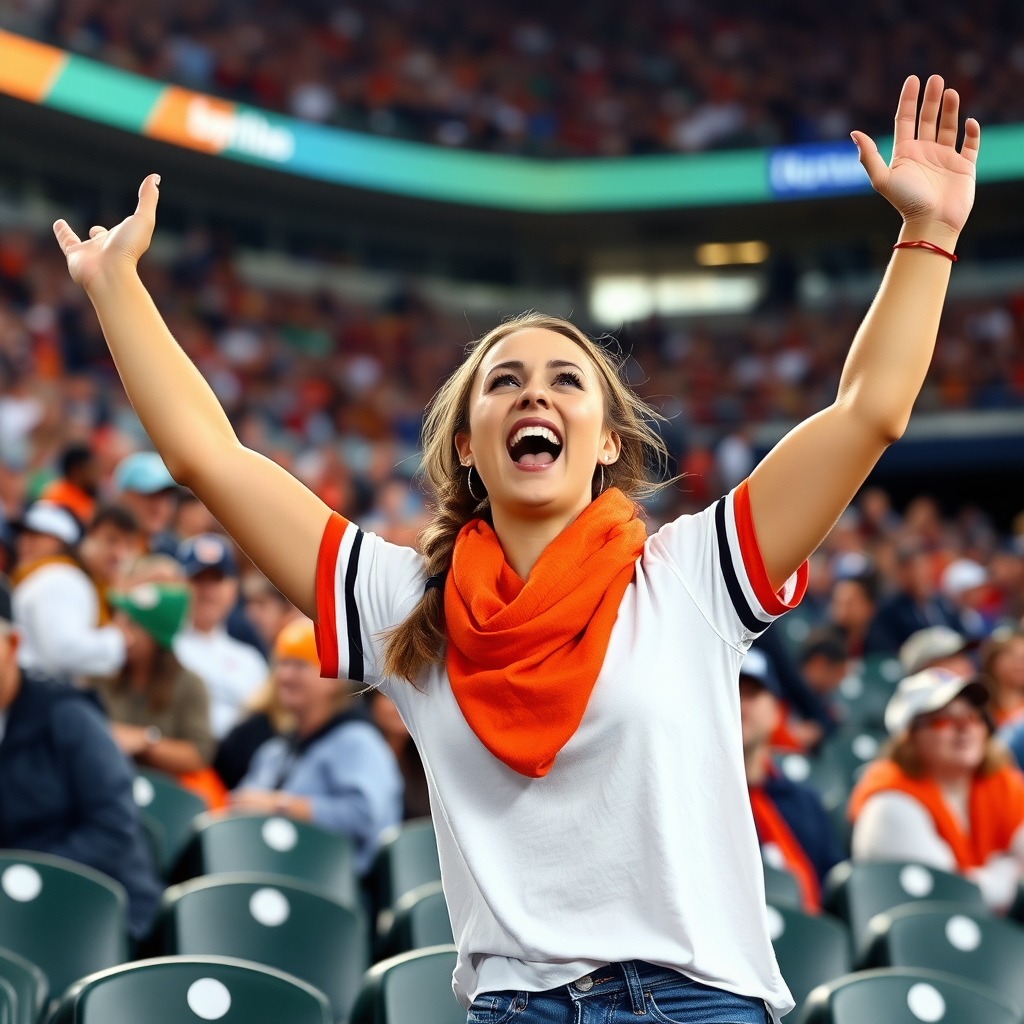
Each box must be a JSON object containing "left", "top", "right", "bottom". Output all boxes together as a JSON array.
[
  {"left": 85, "top": 260, "right": 142, "bottom": 299},
  {"left": 898, "top": 220, "right": 960, "bottom": 253}
]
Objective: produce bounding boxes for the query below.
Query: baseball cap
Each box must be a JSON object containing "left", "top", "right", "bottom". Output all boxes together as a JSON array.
[
  {"left": 109, "top": 583, "right": 190, "bottom": 649},
  {"left": 739, "top": 647, "right": 783, "bottom": 699},
  {"left": 12, "top": 501, "right": 83, "bottom": 546},
  {"left": 176, "top": 533, "right": 237, "bottom": 578},
  {"left": 941, "top": 558, "right": 987, "bottom": 599},
  {"left": 884, "top": 667, "right": 989, "bottom": 736},
  {"left": 113, "top": 452, "right": 176, "bottom": 496},
  {"left": 273, "top": 617, "right": 320, "bottom": 669},
  {"left": 899, "top": 625, "right": 972, "bottom": 676}
]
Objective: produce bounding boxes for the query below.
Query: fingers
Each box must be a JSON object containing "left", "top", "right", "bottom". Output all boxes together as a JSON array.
[
  {"left": 851, "top": 131, "right": 888, "bottom": 189},
  {"left": 917, "top": 74, "right": 945, "bottom": 141},
  {"left": 135, "top": 173, "right": 161, "bottom": 224},
  {"left": 893, "top": 76, "right": 921, "bottom": 145},
  {"left": 936, "top": 88, "right": 960, "bottom": 147},
  {"left": 960, "top": 117, "right": 981, "bottom": 164},
  {"left": 52, "top": 219, "right": 82, "bottom": 255}
]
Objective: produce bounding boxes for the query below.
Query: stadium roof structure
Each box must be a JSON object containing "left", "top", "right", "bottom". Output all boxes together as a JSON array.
[{"left": 2, "top": 28, "right": 1024, "bottom": 214}]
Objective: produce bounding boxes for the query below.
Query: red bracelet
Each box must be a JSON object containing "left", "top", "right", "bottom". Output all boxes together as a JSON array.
[{"left": 892, "top": 240, "right": 957, "bottom": 262}]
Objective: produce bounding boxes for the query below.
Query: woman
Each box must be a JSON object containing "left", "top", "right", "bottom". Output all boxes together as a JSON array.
[
  {"left": 95, "top": 582, "right": 221, "bottom": 804},
  {"left": 850, "top": 667, "right": 1024, "bottom": 911},
  {"left": 982, "top": 626, "right": 1024, "bottom": 728},
  {"left": 231, "top": 617, "right": 403, "bottom": 875},
  {"left": 55, "top": 76, "right": 977, "bottom": 1023}
]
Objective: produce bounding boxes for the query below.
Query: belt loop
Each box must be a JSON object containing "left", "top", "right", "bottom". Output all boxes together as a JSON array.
[{"left": 619, "top": 961, "right": 647, "bottom": 1016}]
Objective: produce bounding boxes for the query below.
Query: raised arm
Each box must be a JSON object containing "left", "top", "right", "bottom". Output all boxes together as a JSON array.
[
  {"left": 53, "top": 177, "right": 330, "bottom": 617},
  {"left": 748, "top": 75, "right": 979, "bottom": 590}
]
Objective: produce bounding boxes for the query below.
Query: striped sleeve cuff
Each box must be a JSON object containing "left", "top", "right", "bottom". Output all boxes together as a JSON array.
[
  {"left": 714, "top": 479, "right": 808, "bottom": 634},
  {"left": 314, "top": 512, "right": 366, "bottom": 681}
]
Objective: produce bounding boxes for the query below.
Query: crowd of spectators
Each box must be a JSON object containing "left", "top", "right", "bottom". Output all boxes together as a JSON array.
[{"left": 3, "top": 0, "right": 1024, "bottom": 157}]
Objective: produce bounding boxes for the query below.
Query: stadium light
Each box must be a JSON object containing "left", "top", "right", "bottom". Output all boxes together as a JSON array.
[
  {"left": 695, "top": 241, "right": 770, "bottom": 266},
  {"left": 590, "top": 272, "right": 764, "bottom": 325}
]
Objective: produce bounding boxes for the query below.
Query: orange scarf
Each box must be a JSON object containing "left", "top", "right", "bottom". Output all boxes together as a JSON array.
[
  {"left": 445, "top": 487, "right": 646, "bottom": 778},
  {"left": 848, "top": 759, "right": 1024, "bottom": 870},
  {"left": 749, "top": 785, "right": 821, "bottom": 913}
]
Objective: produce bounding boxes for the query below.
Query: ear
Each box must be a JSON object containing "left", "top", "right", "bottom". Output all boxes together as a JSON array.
[
  {"left": 599, "top": 429, "right": 621, "bottom": 467},
  {"left": 454, "top": 432, "right": 473, "bottom": 465}
]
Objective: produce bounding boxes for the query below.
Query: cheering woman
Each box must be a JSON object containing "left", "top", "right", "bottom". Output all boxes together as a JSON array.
[{"left": 56, "top": 76, "right": 977, "bottom": 1023}]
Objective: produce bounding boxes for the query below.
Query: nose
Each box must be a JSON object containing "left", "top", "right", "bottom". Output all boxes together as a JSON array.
[{"left": 517, "top": 378, "right": 550, "bottom": 409}]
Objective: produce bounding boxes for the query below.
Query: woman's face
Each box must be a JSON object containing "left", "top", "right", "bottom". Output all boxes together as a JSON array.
[
  {"left": 911, "top": 696, "right": 988, "bottom": 778},
  {"left": 455, "top": 329, "right": 620, "bottom": 519},
  {"left": 992, "top": 638, "right": 1024, "bottom": 697},
  {"left": 274, "top": 657, "right": 338, "bottom": 718}
]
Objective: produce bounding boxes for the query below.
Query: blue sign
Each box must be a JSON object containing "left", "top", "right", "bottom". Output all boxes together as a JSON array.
[{"left": 768, "top": 141, "right": 872, "bottom": 197}]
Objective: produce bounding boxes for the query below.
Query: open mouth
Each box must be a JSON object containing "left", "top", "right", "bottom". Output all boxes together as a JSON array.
[{"left": 507, "top": 422, "right": 563, "bottom": 467}]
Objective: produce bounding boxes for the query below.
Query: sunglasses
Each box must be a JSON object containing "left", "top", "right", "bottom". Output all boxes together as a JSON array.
[{"left": 914, "top": 707, "right": 984, "bottom": 731}]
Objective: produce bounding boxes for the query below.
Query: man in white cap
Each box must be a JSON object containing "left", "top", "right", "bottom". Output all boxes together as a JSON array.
[
  {"left": 849, "top": 667, "right": 1024, "bottom": 910},
  {"left": 11, "top": 502, "right": 127, "bottom": 684},
  {"left": 940, "top": 557, "right": 989, "bottom": 639},
  {"left": 898, "top": 624, "right": 976, "bottom": 680}
]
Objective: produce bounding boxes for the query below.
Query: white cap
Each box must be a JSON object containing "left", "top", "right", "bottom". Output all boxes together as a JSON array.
[
  {"left": 899, "top": 625, "right": 969, "bottom": 676},
  {"left": 884, "top": 667, "right": 989, "bottom": 736},
  {"left": 17, "top": 501, "right": 82, "bottom": 546},
  {"left": 941, "top": 558, "right": 987, "bottom": 598}
]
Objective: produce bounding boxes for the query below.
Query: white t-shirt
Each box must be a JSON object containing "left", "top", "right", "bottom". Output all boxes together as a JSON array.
[
  {"left": 173, "top": 626, "right": 268, "bottom": 738},
  {"left": 316, "top": 485, "right": 805, "bottom": 1022}
]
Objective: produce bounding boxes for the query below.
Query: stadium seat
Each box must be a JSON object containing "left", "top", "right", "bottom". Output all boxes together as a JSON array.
[
  {"left": 774, "top": 751, "right": 849, "bottom": 810},
  {"left": 380, "top": 882, "right": 453, "bottom": 956},
  {"left": 159, "top": 874, "right": 367, "bottom": 1022},
  {"left": 350, "top": 947, "right": 461, "bottom": 1024},
  {"left": 765, "top": 903, "right": 852, "bottom": 1014},
  {"left": 48, "top": 955, "right": 332, "bottom": 1024},
  {"left": 0, "top": 946, "right": 48, "bottom": 1024},
  {"left": 132, "top": 771, "right": 207, "bottom": 876},
  {"left": 0, "top": 852, "right": 128, "bottom": 1001},
  {"left": 371, "top": 819, "right": 440, "bottom": 911},
  {"left": 823, "top": 861, "right": 984, "bottom": 952},
  {"left": 176, "top": 814, "right": 358, "bottom": 907},
  {"left": 800, "top": 967, "right": 1020, "bottom": 1024},
  {"left": 815, "top": 725, "right": 887, "bottom": 790},
  {"left": 761, "top": 859, "right": 802, "bottom": 911},
  {"left": 863, "top": 902, "right": 1024, "bottom": 1011},
  {"left": 0, "top": 977, "right": 16, "bottom": 1024},
  {"left": 861, "top": 655, "right": 905, "bottom": 690},
  {"left": 831, "top": 670, "right": 893, "bottom": 729}
]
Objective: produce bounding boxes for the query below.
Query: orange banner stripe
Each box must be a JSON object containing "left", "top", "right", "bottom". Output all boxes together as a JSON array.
[
  {"left": 0, "top": 29, "right": 67, "bottom": 103},
  {"left": 145, "top": 85, "right": 235, "bottom": 154}
]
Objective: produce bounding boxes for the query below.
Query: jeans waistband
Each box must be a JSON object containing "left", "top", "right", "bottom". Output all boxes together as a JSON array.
[{"left": 568, "top": 961, "right": 685, "bottom": 998}]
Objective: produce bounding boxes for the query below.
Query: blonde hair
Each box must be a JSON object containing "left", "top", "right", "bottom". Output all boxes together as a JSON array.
[
  {"left": 382, "top": 312, "right": 670, "bottom": 683},
  {"left": 883, "top": 731, "right": 1011, "bottom": 779}
]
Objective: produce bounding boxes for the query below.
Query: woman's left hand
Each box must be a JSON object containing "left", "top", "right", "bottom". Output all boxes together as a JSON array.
[
  {"left": 852, "top": 74, "right": 979, "bottom": 246},
  {"left": 110, "top": 722, "right": 150, "bottom": 756}
]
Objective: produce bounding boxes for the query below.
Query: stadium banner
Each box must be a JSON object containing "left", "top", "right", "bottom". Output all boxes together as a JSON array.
[{"left": 1, "top": 29, "right": 1020, "bottom": 213}]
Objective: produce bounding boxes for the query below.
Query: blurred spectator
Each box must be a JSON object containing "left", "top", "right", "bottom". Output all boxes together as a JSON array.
[
  {"left": 232, "top": 618, "right": 403, "bottom": 874},
  {"left": 39, "top": 443, "right": 99, "bottom": 526},
  {"left": 850, "top": 668, "right": 1024, "bottom": 911},
  {"left": 828, "top": 571, "right": 878, "bottom": 659},
  {"left": 740, "top": 648, "right": 843, "bottom": 913},
  {"left": 799, "top": 629, "right": 850, "bottom": 721},
  {"left": 113, "top": 452, "right": 179, "bottom": 556},
  {"left": 173, "top": 533, "right": 267, "bottom": 738},
  {"left": 241, "top": 572, "right": 299, "bottom": 652},
  {"left": 942, "top": 558, "right": 991, "bottom": 640},
  {"left": 11, "top": 501, "right": 126, "bottom": 683},
  {"left": 369, "top": 690, "right": 431, "bottom": 821},
  {"left": 981, "top": 627, "right": 1024, "bottom": 729},
  {"left": 79, "top": 505, "right": 142, "bottom": 591},
  {"left": 898, "top": 626, "right": 977, "bottom": 680},
  {"left": 174, "top": 491, "right": 220, "bottom": 540},
  {"left": 0, "top": 588, "right": 161, "bottom": 938}
]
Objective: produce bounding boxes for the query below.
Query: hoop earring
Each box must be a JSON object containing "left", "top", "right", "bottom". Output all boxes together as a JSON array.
[{"left": 467, "top": 465, "right": 485, "bottom": 501}]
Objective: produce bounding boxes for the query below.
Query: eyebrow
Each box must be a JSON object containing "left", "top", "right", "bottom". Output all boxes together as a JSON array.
[{"left": 485, "top": 359, "right": 586, "bottom": 374}]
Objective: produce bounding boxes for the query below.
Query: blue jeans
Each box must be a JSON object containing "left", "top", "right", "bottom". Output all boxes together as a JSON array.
[{"left": 467, "top": 961, "right": 770, "bottom": 1024}]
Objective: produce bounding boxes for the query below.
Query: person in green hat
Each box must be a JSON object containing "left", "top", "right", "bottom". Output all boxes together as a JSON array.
[{"left": 93, "top": 582, "right": 215, "bottom": 778}]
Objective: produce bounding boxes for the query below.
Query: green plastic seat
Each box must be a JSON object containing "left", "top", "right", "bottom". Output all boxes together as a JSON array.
[
  {"left": 801, "top": 967, "right": 1020, "bottom": 1024},
  {"left": 160, "top": 874, "right": 367, "bottom": 1022},
  {"left": 863, "top": 902, "right": 1024, "bottom": 1011},
  {"left": 774, "top": 752, "right": 849, "bottom": 810},
  {"left": 372, "top": 820, "right": 440, "bottom": 911},
  {"left": 49, "top": 956, "right": 332, "bottom": 1024},
  {"left": 816, "top": 726, "right": 887, "bottom": 791},
  {"left": 0, "top": 946, "right": 48, "bottom": 1024},
  {"left": 350, "top": 947, "right": 461, "bottom": 1024},
  {"left": 761, "top": 853, "right": 802, "bottom": 911},
  {"left": 0, "top": 977, "right": 16, "bottom": 1024},
  {"left": 382, "top": 883, "right": 453, "bottom": 956},
  {"left": 831, "top": 671, "right": 893, "bottom": 730},
  {"left": 132, "top": 771, "right": 206, "bottom": 875},
  {"left": 176, "top": 814, "right": 357, "bottom": 906},
  {"left": 861, "top": 655, "right": 905, "bottom": 690},
  {"left": 0, "top": 852, "right": 128, "bottom": 1001},
  {"left": 824, "top": 861, "right": 984, "bottom": 952},
  {"left": 765, "top": 903, "right": 851, "bottom": 1014}
]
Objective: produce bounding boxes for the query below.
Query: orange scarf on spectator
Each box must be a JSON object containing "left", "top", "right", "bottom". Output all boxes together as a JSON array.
[
  {"left": 445, "top": 487, "right": 645, "bottom": 778},
  {"left": 849, "top": 759, "right": 1024, "bottom": 870},
  {"left": 749, "top": 785, "right": 821, "bottom": 913}
]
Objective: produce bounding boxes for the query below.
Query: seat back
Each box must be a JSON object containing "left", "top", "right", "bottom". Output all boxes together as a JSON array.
[
  {"left": 865, "top": 902, "right": 1024, "bottom": 1011},
  {"left": 823, "top": 861, "right": 984, "bottom": 949},
  {"left": 765, "top": 904, "right": 851, "bottom": 1013},
  {"left": 161, "top": 874, "right": 367, "bottom": 1022},
  {"left": 761, "top": 859, "right": 802, "bottom": 910},
  {"left": 801, "top": 967, "right": 1020, "bottom": 1024},
  {"left": 49, "top": 956, "right": 332, "bottom": 1024},
  {"left": 180, "top": 815, "right": 357, "bottom": 906},
  {"left": 0, "top": 946, "right": 48, "bottom": 1024},
  {"left": 133, "top": 772, "right": 206, "bottom": 875},
  {"left": 384, "top": 883, "right": 453, "bottom": 956},
  {"left": 0, "top": 977, "right": 16, "bottom": 1024},
  {"left": 373, "top": 820, "right": 440, "bottom": 911},
  {"left": 816, "top": 726, "right": 886, "bottom": 791},
  {"left": 351, "top": 947, "right": 461, "bottom": 1024},
  {"left": 0, "top": 852, "right": 127, "bottom": 1000}
]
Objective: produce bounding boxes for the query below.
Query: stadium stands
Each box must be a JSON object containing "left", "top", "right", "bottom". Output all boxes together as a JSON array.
[
  {"left": 132, "top": 771, "right": 207, "bottom": 877},
  {"left": 350, "top": 947, "right": 462, "bottom": 1024},
  {"left": 0, "top": 947, "right": 46, "bottom": 1024},
  {"left": 379, "top": 882, "right": 453, "bottom": 958}
]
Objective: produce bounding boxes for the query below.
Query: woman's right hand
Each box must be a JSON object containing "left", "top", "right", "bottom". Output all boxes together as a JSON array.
[{"left": 53, "top": 173, "right": 161, "bottom": 290}]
